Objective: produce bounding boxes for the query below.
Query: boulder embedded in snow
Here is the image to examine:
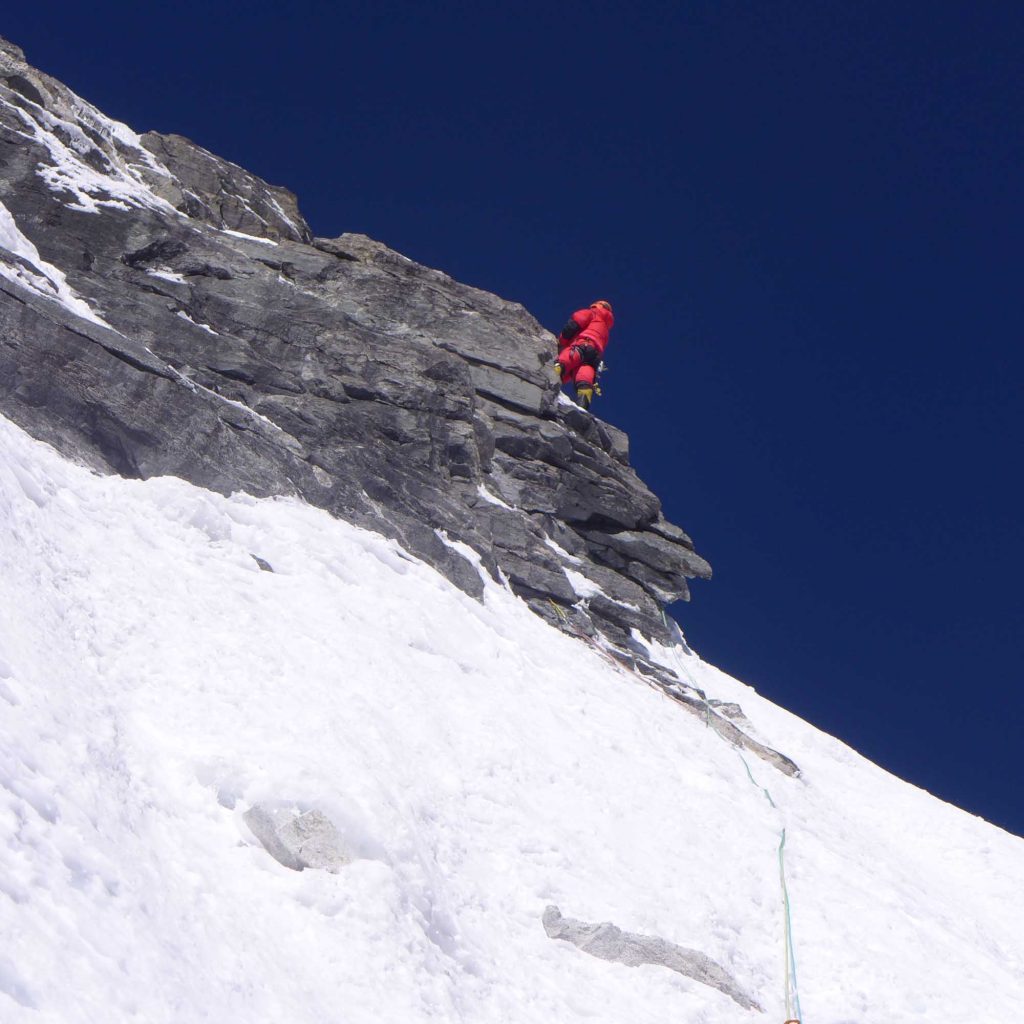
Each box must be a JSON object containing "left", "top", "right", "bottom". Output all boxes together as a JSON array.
[
  {"left": 542, "top": 905, "right": 761, "bottom": 1012},
  {"left": 243, "top": 804, "right": 351, "bottom": 873}
]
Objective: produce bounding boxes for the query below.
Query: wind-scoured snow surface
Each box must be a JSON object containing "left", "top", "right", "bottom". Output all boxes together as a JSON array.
[{"left": 1, "top": 414, "right": 1022, "bottom": 1024}]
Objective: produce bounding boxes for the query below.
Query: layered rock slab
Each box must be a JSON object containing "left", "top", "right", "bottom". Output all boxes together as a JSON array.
[
  {"left": 1, "top": 38, "right": 798, "bottom": 775},
  {"left": 0, "top": 35, "right": 709, "bottom": 647}
]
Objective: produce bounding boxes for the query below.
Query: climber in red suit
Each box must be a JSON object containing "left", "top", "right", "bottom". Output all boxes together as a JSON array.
[{"left": 555, "top": 300, "right": 614, "bottom": 410}]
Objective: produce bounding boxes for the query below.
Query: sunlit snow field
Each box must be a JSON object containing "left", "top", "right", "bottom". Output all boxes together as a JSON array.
[{"left": 1, "top": 414, "right": 1021, "bottom": 1024}]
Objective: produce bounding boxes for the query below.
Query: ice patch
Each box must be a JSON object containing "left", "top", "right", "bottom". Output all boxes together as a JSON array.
[
  {"left": 0, "top": 198, "right": 111, "bottom": 327},
  {"left": 262, "top": 194, "right": 302, "bottom": 237},
  {"left": 176, "top": 310, "right": 218, "bottom": 335},
  {"left": 544, "top": 536, "right": 582, "bottom": 564},
  {"left": 476, "top": 484, "right": 513, "bottom": 510},
  {"left": 435, "top": 529, "right": 492, "bottom": 587},
  {"left": 0, "top": 93, "right": 177, "bottom": 216},
  {"left": 147, "top": 267, "right": 187, "bottom": 285},
  {"left": 221, "top": 228, "right": 278, "bottom": 246},
  {"left": 563, "top": 568, "right": 605, "bottom": 600},
  {"left": 168, "top": 366, "right": 279, "bottom": 430},
  {"left": 563, "top": 567, "right": 639, "bottom": 611}
]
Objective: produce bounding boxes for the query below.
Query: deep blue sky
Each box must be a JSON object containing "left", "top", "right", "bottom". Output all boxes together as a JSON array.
[{"left": 7, "top": 3, "right": 1022, "bottom": 834}]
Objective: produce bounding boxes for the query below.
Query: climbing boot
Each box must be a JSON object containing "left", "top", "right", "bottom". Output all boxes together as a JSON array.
[
  {"left": 575, "top": 384, "right": 593, "bottom": 409},
  {"left": 553, "top": 361, "right": 565, "bottom": 382}
]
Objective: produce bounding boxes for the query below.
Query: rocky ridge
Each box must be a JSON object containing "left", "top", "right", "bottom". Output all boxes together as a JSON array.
[{"left": 0, "top": 38, "right": 795, "bottom": 775}]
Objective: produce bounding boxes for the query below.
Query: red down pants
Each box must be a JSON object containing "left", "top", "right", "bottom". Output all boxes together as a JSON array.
[{"left": 558, "top": 343, "right": 601, "bottom": 388}]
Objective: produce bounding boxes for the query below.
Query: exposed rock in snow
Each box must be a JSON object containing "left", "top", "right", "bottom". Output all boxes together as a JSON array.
[
  {"left": 243, "top": 804, "right": 351, "bottom": 873},
  {"left": 709, "top": 699, "right": 747, "bottom": 721},
  {"left": 543, "top": 906, "right": 762, "bottom": 1012}
]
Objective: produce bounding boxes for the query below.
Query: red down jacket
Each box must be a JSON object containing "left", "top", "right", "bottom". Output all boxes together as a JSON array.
[
  {"left": 557, "top": 302, "right": 615, "bottom": 388},
  {"left": 562, "top": 303, "right": 614, "bottom": 356}
]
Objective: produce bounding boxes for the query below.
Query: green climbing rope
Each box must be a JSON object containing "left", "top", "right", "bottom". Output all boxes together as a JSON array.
[
  {"left": 778, "top": 829, "right": 803, "bottom": 1024},
  {"left": 738, "top": 752, "right": 777, "bottom": 809},
  {"left": 658, "top": 617, "right": 713, "bottom": 726},
  {"left": 739, "top": 755, "right": 802, "bottom": 1022},
  {"left": 662, "top": 616, "right": 803, "bottom": 1021},
  {"left": 547, "top": 598, "right": 568, "bottom": 622}
]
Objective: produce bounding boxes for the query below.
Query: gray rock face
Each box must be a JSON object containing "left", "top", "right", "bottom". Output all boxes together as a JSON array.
[
  {"left": 139, "top": 132, "right": 311, "bottom": 243},
  {"left": 542, "top": 906, "right": 762, "bottom": 1012},
  {"left": 0, "top": 38, "right": 795, "bottom": 776},
  {"left": 243, "top": 804, "right": 350, "bottom": 873}
]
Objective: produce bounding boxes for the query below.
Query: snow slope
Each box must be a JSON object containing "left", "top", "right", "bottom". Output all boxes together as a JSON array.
[{"left": 1, "top": 412, "right": 1022, "bottom": 1024}]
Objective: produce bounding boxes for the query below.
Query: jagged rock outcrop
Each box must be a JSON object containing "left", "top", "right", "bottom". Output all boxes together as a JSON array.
[
  {"left": 542, "top": 906, "right": 761, "bottom": 1012},
  {"left": 0, "top": 35, "right": 707, "bottom": 639},
  {"left": 0, "top": 38, "right": 797, "bottom": 775},
  {"left": 138, "top": 132, "right": 310, "bottom": 244}
]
